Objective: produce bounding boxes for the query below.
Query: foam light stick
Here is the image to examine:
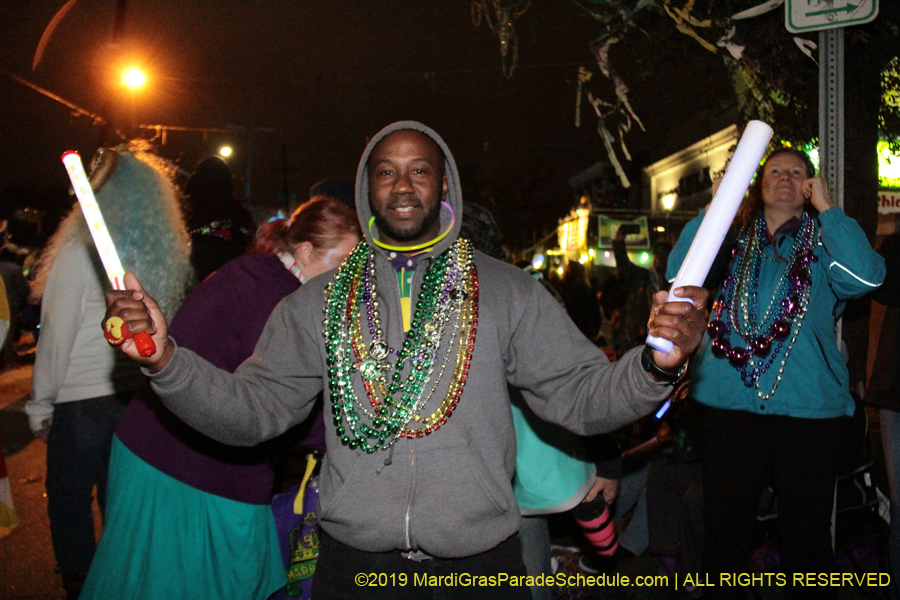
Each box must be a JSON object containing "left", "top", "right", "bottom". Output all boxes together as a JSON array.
[
  {"left": 646, "top": 120, "right": 774, "bottom": 353},
  {"left": 62, "top": 150, "right": 156, "bottom": 357}
]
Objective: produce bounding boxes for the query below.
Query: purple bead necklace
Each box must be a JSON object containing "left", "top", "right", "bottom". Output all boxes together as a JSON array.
[{"left": 708, "top": 213, "right": 818, "bottom": 400}]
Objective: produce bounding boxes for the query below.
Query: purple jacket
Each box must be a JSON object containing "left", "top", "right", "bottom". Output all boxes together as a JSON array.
[{"left": 116, "top": 252, "right": 324, "bottom": 504}]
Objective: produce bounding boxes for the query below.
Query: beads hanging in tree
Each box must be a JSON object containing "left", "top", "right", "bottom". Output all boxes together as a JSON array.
[{"left": 471, "top": 0, "right": 531, "bottom": 78}]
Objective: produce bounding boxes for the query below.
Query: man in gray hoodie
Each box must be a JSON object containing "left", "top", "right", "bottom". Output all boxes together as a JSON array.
[{"left": 104, "top": 122, "right": 707, "bottom": 599}]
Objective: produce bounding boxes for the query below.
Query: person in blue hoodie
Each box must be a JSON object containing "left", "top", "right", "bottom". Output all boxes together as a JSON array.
[{"left": 668, "top": 147, "right": 885, "bottom": 599}]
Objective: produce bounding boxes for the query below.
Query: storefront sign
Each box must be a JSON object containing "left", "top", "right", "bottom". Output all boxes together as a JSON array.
[{"left": 879, "top": 190, "right": 900, "bottom": 214}]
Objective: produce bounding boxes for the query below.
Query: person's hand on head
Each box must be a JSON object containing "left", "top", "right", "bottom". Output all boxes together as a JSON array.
[
  {"left": 103, "top": 272, "right": 172, "bottom": 372},
  {"left": 647, "top": 286, "right": 709, "bottom": 371},
  {"left": 803, "top": 177, "right": 835, "bottom": 214}
]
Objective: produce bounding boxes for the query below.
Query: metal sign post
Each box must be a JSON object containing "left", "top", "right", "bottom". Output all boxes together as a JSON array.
[
  {"left": 788, "top": 1, "right": 880, "bottom": 371},
  {"left": 819, "top": 28, "right": 845, "bottom": 211},
  {"left": 819, "top": 27, "right": 845, "bottom": 344}
]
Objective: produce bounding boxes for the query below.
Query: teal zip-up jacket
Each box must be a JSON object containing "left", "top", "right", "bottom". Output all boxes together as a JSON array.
[
  {"left": 147, "top": 121, "right": 677, "bottom": 559},
  {"left": 668, "top": 207, "right": 885, "bottom": 418}
]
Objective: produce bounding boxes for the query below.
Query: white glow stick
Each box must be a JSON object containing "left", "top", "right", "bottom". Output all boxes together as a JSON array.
[
  {"left": 646, "top": 120, "right": 773, "bottom": 353},
  {"left": 62, "top": 150, "right": 156, "bottom": 357},
  {"left": 62, "top": 151, "right": 126, "bottom": 289}
]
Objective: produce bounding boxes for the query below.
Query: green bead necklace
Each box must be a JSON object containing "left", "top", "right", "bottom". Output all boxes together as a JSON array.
[{"left": 322, "top": 239, "right": 478, "bottom": 453}]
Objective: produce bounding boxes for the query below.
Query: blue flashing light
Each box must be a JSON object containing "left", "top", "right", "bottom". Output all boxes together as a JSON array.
[{"left": 655, "top": 399, "right": 671, "bottom": 420}]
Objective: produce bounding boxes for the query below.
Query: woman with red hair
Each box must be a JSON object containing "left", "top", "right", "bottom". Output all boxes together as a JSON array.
[
  {"left": 668, "top": 147, "right": 885, "bottom": 598},
  {"left": 82, "top": 197, "right": 360, "bottom": 600}
]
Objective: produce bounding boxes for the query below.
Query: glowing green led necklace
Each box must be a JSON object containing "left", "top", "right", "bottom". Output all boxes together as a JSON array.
[{"left": 368, "top": 201, "right": 455, "bottom": 253}]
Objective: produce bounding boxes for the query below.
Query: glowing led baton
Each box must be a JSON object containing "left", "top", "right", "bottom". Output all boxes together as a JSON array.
[
  {"left": 62, "top": 150, "right": 156, "bottom": 357},
  {"left": 646, "top": 120, "right": 774, "bottom": 353}
]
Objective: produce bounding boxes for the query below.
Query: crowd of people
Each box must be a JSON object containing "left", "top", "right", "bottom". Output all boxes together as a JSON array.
[{"left": 0, "top": 121, "right": 893, "bottom": 600}]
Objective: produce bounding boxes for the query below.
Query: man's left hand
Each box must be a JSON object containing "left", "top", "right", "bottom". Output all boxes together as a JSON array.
[{"left": 647, "top": 286, "right": 709, "bottom": 371}]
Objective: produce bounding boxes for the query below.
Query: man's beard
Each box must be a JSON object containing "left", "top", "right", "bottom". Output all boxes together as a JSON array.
[{"left": 372, "top": 197, "right": 442, "bottom": 243}]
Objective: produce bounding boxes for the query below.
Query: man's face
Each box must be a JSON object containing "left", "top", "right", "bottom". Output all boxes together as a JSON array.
[{"left": 368, "top": 130, "right": 448, "bottom": 248}]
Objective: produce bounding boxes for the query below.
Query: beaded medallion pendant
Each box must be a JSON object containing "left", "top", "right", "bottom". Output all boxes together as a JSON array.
[
  {"left": 708, "top": 213, "right": 818, "bottom": 400},
  {"left": 322, "top": 239, "right": 479, "bottom": 453}
]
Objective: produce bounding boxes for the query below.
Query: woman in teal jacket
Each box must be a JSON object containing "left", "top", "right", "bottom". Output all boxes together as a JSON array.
[{"left": 667, "top": 147, "right": 885, "bottom": 599}]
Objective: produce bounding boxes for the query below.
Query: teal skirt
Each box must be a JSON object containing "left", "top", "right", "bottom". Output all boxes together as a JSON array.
[{"left": 81, "top": 437, "right": 287, "bottom": 600}]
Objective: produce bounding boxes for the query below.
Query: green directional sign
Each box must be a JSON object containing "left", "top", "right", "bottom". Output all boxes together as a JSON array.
[{"left": 786, "top": 0, "right": 878, "bottom": 33}]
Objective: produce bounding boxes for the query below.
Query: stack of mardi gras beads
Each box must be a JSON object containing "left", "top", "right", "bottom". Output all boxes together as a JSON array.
[
  {"left": 708, "top": 213, "right": 818, "bottom": 400},
  {"left": 323, "top": 239, "right": 478, "bottom": 453}
]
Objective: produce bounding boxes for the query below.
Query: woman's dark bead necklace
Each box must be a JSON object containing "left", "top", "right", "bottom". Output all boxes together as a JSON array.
[{"left": 708, "top": 213, "right": 818, "bottom": 400}]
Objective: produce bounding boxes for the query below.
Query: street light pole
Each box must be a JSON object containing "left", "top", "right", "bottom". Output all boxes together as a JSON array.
[{"left": 245, "top": 132, "right": 254, "bottom": 203}]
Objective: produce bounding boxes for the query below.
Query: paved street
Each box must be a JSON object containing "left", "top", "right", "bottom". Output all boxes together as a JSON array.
[
  {"left": 0, "top": 338, "right": 103, "bottom": 600},
  {"left": 0, "top": 337, "right": 893, "bottom": 600},
  {"left": 0, "top": 360, "right": 65, "bottom": 600}
]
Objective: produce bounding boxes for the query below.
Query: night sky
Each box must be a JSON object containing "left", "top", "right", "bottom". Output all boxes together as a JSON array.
[{"left": 0, "top": 0, "right": 734, "bottom": 248}]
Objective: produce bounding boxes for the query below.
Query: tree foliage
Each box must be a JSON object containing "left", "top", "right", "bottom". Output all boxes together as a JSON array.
[
  {"left": 679, "top": 0, "right": 900, "bottom": 150},
  {"left": 474, "top": 1, "right": 900, "bottom": 150}
]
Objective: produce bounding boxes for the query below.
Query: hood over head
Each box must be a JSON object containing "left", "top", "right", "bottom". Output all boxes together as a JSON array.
[{"left": 355, "top": 121, "right": 463, "bottom": 257}]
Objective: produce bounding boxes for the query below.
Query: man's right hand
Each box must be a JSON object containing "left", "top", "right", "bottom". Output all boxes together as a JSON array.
[{"left": 103, "top": 272, "right": 172, "bottom": 372}]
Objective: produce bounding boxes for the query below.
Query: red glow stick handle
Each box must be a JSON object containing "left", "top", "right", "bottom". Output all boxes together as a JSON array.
[
  {"left": 133, "top": 332, "right": 156, "bottom": 357},
  {"left": 104, "top": 317, "right": 156, "bottom": 357}
]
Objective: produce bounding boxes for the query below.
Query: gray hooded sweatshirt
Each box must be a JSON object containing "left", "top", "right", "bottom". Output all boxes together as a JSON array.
[{"left": 149, "top": 121, "right": 673, "bottom": 558}]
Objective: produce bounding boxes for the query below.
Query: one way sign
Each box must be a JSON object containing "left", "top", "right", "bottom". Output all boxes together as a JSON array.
[{"left": 786, "top": 0, "right": 878, "bottom": 33}]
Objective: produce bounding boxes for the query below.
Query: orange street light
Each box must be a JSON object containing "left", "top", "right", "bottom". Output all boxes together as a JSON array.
[{"left": 123, "top": 68, "right": 146, "bottom": 89}]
